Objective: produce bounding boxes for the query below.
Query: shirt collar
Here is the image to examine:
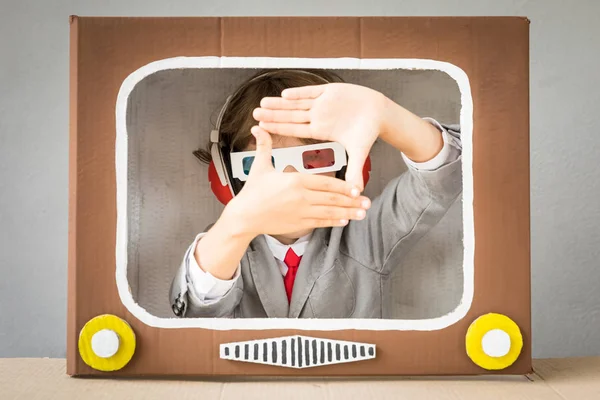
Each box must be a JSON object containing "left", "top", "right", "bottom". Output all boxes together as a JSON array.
[{"left": 263, "top": 232, "right": 313, "bottom": 262}]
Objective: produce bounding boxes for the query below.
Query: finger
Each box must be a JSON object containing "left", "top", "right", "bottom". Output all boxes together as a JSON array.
[
  {"left": 302, "top": 218, "right": 350, "bottom": 229},
  {"left": 344, "top": 151, "right": 370, "bottom": 192},
  {"left": 260, "top": 97, "right": 314, "bottom": 110},
  {"left": 305, "top": 191, "right": 371, "bottom": 210},
  {"left": 248, "top": 126, "right": 274, "bottom": 174},
  {"left": 253, "top": 108, "right": 310, "bottom": 123},
  {"left": 281, "top": 84, "right": 326, "bottom": 100},
  {"left": 258, "top": 121, "right": 312, "bottom": 138},
  {"left": 300, "top": 174, "right": 361, "bottom": 198},
  {"left": 306, "top": 205, "right": 368, "bottom": 221}
]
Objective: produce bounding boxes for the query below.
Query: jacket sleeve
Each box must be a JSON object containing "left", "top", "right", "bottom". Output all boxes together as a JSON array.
[
  {"left": 169, "top": 226, "right": 244, "bottom": 318},
  {"left": 340, "top": 120, "right": 463, "bottom": 274}
]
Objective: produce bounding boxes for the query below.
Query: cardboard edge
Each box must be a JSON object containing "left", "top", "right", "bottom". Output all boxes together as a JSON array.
[
  {"left": 67, "top": 14, "right": 79, "bottom": 376},
  {"left": 520, "top": 18, "right": 532, "bottom": 372},
  {"left": 68, "top": 16, "right": 532, "bottom": 377}
]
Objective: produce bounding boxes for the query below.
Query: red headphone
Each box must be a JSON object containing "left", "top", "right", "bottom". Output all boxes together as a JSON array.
[{"left": 208, "top": 70, "right": 371, "bottom": 206}]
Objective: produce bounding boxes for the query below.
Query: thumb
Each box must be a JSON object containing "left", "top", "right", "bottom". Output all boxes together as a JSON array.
[
  {"left": 248, "top": 125, "right": 274, "bottom": 176},
  {"left": 344, "top": 149, "right": 369, "bottom": 192}
]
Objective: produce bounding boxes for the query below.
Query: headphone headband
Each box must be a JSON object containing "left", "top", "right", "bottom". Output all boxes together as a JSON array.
[{"left": 211, "top": 69, "right": 331, "bottom": 143}]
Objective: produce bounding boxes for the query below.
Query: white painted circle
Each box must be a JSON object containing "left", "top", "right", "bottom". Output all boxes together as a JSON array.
[
  {"left": 481, "top": 329, "right": 511, "bottom": 358},
  {"left": 91, "top": 329, "right": 120, "bottom": 358}
]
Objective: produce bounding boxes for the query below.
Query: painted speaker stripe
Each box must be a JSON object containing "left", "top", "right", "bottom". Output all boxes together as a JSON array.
[
  {"left": 281, "top": 339, "right": 287, "bottom": 365},
  {"left": 220, "top": 336, "right": 376, "bottom": 369},
  {"left": 320, "top": 341, "right": 325, "bottom": 364},
  {"left": 298, "top": 336, "right": 303, "bottom": 367},
  {"left": 305, "top": 339, "right": 310, "bottom": 366}
]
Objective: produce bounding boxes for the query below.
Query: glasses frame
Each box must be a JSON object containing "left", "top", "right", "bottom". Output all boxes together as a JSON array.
[{"left": 229, "top": 141, "right": 347, "bottom": 181}]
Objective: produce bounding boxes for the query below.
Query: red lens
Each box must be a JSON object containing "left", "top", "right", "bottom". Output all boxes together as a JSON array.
[{"left": 302, "top": 148, "right": 336, "bottom": 170}]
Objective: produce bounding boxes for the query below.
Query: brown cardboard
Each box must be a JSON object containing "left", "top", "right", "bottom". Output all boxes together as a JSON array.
[
  {"left": 68, "top": 16, "right": 531, "bottom": 376},
  {"left": 4, "top": 358, "right": 598, "bottom": 398}
]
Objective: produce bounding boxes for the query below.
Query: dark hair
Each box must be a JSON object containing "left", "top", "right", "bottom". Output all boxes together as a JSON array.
[{"left": 193, "top": 68, "right": 344, "bottom": 164}]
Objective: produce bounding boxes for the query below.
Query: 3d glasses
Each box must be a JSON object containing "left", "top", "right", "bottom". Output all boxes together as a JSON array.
[{"left": 230, "top": 141, "right": 347, "bottom": 181}]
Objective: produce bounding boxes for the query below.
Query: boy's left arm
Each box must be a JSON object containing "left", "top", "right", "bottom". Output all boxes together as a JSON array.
[
  {"left": 253, "top": 83, "right": 462, "bottom": 273},
  {"left": 340, "top": 117, "right": 462, "bottom": 274},
  {"left": 401, "top": 118, "right": 461, "bottom": 172}
]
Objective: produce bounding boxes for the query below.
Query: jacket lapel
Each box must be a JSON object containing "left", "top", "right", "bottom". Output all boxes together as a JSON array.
[
  {"left": 248, "top": 235, "right": 289, "bottom": 318},
  {"left": 288, "top": 227, "right": 339, "bottom": 318}
]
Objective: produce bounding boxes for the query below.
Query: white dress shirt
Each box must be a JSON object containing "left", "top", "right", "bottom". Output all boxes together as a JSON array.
[
  {"left": 186, "top": 118, "right": 461, "bottom": 302},
  {"left": 186, "top": 231, "right": 313, "bottom": 302}
]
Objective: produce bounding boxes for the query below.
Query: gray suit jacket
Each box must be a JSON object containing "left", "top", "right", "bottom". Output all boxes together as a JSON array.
[{"left": 170, "top": 124, "right": 462, "bottom": 319}]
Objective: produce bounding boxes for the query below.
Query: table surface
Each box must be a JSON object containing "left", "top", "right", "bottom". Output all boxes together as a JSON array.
[{"left": 1, "top": 357, "right": 599, "bottom": 399}]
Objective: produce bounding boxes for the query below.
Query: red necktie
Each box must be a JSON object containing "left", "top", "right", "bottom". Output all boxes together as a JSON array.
[{"left": 283, "top": 248, "right": 302, "bottom": 303}]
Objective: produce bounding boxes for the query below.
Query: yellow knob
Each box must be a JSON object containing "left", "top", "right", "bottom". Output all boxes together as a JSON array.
[
  {"left": 78, "top": 314, "right": 136, "bottom": 372},
  {"left": 465, "top": 313, "right": 523, "bottom": 370}
]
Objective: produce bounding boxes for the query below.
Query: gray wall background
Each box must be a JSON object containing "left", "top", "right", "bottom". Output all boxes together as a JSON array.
[{"left": 1, "top": 0, "right": 598, "bottom": 358}]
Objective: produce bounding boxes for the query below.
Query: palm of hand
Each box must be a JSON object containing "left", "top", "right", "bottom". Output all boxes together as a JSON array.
[
  {"left": 256, "top": 82, "right": 386, "bottom": 190},
  {"left": 308, "top": 84, "right": 381, "bottom": 157}
]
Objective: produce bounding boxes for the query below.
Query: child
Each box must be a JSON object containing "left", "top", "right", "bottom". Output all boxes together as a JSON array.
[{"left": 170, "top": 69, "right": 462, "bottom": 319}]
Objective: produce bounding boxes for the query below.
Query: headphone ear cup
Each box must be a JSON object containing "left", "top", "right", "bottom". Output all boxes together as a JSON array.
[{"left": 208, "top": 161, "right": 234, "bottom": 205}]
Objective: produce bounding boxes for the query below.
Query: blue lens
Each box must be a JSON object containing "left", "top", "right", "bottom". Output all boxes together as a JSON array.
[
  {"left": 242, "top": 156, "right": 275, "bottom": 175},
  {"left": 242, "top": 156, "right": 255, "bottom": 175}
]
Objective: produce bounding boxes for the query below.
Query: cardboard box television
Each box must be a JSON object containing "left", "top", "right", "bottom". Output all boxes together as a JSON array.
[{"left": 68, "top": 16, "right": 530, "bottom": 376}]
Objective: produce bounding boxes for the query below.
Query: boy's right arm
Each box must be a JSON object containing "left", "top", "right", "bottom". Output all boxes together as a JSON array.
[
  {"left": 192, "top": 204, "right": 256, "bottom": 280},
  {"left": 169, "top": 206, "right": 255, "bottom": 318}
]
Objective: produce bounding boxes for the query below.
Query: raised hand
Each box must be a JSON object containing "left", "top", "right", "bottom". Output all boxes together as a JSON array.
[
  {"left": 253, "top": 83, "right": 387, "bottom": 191},
  {"left": 226, "top": 126, "right": 371, "bottom": 238}
]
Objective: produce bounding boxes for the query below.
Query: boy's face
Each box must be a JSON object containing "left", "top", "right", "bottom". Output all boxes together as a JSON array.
[{"left": 244, "top": 134, "right": 337, "bottom": 241}]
